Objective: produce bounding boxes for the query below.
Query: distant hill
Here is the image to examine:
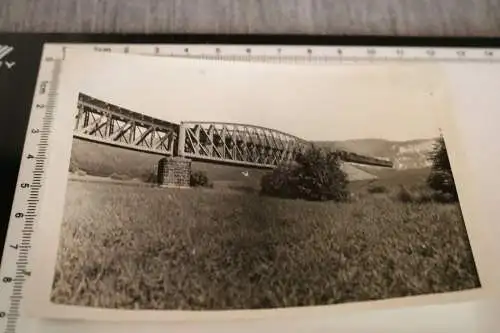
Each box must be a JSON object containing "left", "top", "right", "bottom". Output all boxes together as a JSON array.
[
  {"left": 314, "top": 138, "right": 437, "bottom": 170},
  {"left": 68, "top": 137, "right": 437, "bottom": 190},
  {"left": 68, "top": 138, "right": 383, "bottom": 187}
]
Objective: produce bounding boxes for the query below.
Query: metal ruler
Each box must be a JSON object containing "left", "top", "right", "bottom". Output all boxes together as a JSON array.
[{"left": 1, "top": 42, "right": 499, "bottom": 333}]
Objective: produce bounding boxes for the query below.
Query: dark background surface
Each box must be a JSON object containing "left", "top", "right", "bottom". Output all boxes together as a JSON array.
[
  {"left": 2, "top": 0, "right": 500, "bottom": 37},
  {"left": 1, "top": 33, "right": 500, "bottom": 261}
]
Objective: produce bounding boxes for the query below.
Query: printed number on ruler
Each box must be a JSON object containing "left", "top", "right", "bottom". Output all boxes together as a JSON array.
[
  {"left": 53, "top": 44, "right": 500, "bottom": 62},
  {"left": 0, "top": 46, "right": 62, "bottom": 333}
]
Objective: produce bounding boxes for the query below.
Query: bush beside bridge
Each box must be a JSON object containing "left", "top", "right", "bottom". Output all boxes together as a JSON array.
[{"left": 261, "top": 146, "right": 350, "bottom": 202}]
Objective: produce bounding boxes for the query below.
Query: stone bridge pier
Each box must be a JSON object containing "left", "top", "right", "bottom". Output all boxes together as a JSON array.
[{"left": 157, "top": 157, "right": 192, "bottom": 188}]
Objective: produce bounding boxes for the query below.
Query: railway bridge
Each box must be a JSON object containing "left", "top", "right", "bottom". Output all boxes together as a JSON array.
[{"left": 74, "top": 93, "right": 392, "bottom": 186}]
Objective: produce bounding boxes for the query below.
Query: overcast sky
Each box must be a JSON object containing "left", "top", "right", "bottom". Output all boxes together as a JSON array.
[{"left": 65, "top": 50, "right": 449, "bottom": 142}]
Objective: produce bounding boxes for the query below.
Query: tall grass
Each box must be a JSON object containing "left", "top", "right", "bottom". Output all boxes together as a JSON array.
[{"left": 50, "top": 180, "right": 480, "bottom": 310}]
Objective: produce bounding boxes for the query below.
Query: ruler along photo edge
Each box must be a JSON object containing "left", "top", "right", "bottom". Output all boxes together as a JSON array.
[
  {"left": 1, "top": 33, "right": 500, "bottom": 333},
  {"left": 0, "top": 47, "right": 63, "bottom": 333}
]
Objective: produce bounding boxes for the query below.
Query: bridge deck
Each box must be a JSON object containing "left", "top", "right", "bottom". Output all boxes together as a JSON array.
[{"left": 337, "top": 150, "right": 393, "bottom": 168}]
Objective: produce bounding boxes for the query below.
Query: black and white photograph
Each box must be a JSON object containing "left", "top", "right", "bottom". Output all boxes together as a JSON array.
[{"left": 41, "top": 53, "right": 481, "bottom": 313}]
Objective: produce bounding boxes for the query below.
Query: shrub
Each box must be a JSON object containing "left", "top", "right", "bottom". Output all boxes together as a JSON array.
[
  {"left": 367, "top": 185, "right": 387, "bottom": 194},
  {"left": 143, "top": 171, "right": 158, "bottom": 184},
  {"left": 260, "top": 163, "right": 300, "bottom": 199},
  {"left": 261, "top": 146, "right": 350, "bottom": 202},
  {"left": 394, "top": 185, "right": 455, "bottom": 205},
  {"left": 432, "top": 191, "right": 456, "bottom": 204},
  {"left": 190, "top": 171, "right": 212, "bottom": 188},
  {"left": 69, "top": 161, "right": 80, "bottom": 173},
  {"left": 415, "top": 192, "right": 433, "bottom": 203},
  {"left": 75, "top": 170, "right": 87, "bottom": 177},
  {"left": 427, "top": 135, "right": 458, "bottom": 201},
  {"left": 228, "top": 185, "right": 257, "bottom": 194},
  {"left": 109, "top": 173, "right": 130, "bottom": 181},
  {"left": 397, "top": 186, "right": 414, "bottom": 203}
]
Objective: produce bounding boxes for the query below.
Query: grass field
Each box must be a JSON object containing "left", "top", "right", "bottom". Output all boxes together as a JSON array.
[{"left": 50, "top": 174, "right": 481, "bottom": 310}]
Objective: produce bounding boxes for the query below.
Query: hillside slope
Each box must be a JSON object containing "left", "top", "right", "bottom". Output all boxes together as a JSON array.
[
  {"left": 70, "top": 139, "right": 270, "bottom": 188},
  {"left": 69, "top": 138, "right": 383, "bottom": 186},
  {"left": 315, "top": 138, "right": 437, "bottom": 170}
]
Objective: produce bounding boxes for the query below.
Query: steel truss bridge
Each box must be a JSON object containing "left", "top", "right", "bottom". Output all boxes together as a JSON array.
[{"left": 74, "top": 93, "right": 393, "bottom": 169}]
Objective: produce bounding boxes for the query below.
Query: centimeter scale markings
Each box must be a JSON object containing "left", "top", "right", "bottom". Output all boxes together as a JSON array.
[
  {"left": 49, "top": 43, "right": 500, "bottom": 62},
  {"left": 0, "top": 42, "right": 498, "bottom": 333},
  {"left": 0, "top": 44, "right": 63, "bottom": 333}
]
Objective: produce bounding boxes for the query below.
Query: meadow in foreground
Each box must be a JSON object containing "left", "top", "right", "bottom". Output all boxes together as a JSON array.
[{"left": 50, "top": 179, "right": 480, "bottom": 310}]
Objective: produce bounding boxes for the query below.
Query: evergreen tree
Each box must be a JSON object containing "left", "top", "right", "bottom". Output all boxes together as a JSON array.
[{"left": 427, "top": 135, "right": 458, "bottom": 200}]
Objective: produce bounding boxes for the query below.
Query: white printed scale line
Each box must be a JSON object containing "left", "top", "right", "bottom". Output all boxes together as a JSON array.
[{"left": 0, "top": 54, "right": 62, "bottom": 333}]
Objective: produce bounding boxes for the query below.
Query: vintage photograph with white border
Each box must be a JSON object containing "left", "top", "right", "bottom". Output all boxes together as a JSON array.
[{"left": 21, "top": 48, "right": 500, "bottom": 322}]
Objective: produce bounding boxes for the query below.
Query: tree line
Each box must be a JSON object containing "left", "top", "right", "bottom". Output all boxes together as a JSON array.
[{"left": 260, "top": 134, "right": 458, "bottom": 203}]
